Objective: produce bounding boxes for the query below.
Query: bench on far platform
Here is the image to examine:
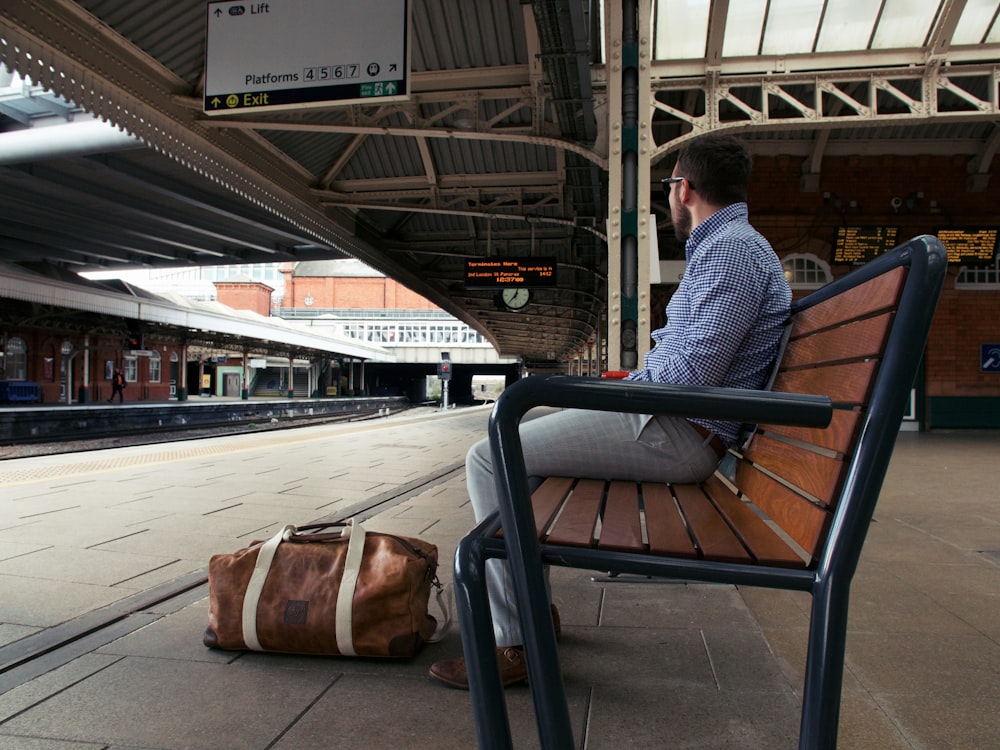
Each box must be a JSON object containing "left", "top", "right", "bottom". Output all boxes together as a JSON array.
[{"left": 454, "top": 235, "right": 948, "bottom": 750}]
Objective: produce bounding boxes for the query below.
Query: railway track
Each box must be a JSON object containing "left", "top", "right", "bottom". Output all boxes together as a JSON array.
[{"left": 0, "top": 406, "right": 409, "bottom": 459}]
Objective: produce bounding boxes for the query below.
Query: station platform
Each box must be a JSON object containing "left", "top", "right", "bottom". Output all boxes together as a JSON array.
[
  {"left": 0, "top": 406, "right": 998, "bottom": 748},
  {"left": 0, "top": 394, "right": 412, "bottom": 451}
]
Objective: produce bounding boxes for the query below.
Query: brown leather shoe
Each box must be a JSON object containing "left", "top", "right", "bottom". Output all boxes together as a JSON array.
[
  {"left": 429, "top": 605, "right": 561, "bottom": 689},
  {"left": 429, "top": 646, "right": 527, "bottom": 689}
]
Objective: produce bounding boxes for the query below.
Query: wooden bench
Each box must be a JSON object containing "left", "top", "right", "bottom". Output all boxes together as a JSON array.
[{"left": 453, "top": 235, "right": 947, "bottom": 750}]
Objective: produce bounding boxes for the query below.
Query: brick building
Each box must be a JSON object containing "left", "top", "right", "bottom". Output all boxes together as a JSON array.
[{"left": 279, "top": 259, "right": 440, "bottom": 313}]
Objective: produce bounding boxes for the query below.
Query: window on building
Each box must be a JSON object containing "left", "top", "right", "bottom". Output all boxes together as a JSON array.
[
  {"left": 460, "top": 327, "right": 485, "bottom": 344},
  {"left": 149, "top": 351, "right": 161, "bottom": 383},
  {"left": 368, "top": 324, "right": 392, "bottom": 343},
  {"left": 125, "top": 355, "right": 138, "bottom": 384},
  {"left": 781, "top": 253, "right": 832, "bottom": 290},
  {"left": 956, "top": 258, "right": 1000, "bottom": 289},
  {"left": 2, "top": 336, "right": 27, "bottom": 380}
]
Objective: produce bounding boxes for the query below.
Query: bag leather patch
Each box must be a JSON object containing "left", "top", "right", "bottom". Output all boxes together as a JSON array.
[{"left": 284, "top": 600, "right": 308, "bottom": 626}]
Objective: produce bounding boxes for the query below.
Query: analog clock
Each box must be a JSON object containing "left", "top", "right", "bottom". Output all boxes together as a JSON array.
[{"left": 501, "top": 287, "right": 531, "bottom": 310}]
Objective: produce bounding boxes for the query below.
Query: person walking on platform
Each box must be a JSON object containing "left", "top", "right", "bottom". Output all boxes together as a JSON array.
[
  {"left": 108, "top": 368, "right": 127, "bottom": 403},
  {"left": 429, "top": 133, "right": 793, "bottom": 689}
]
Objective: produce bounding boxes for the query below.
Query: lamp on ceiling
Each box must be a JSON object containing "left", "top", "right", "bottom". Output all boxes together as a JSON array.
[{"left": 453, "top": 108, "right": 475, "bottom": 130}]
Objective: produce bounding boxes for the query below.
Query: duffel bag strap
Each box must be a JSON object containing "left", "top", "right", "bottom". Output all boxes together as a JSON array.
[
  {"left": 334, "top": 518, "right": 367, "bottom": 656},
  {"left": 427, "top": 581, "right": 452, "bottom": 644},
  {"left": 242, "top": 524, "right": 296, "bottom": 651}
]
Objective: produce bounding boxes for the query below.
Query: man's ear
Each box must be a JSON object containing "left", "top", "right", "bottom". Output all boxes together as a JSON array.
[{"left": 677, "top": 179, "right": 695, "bottom": 205}]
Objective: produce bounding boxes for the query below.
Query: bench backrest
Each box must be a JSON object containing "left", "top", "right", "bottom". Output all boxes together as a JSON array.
[{"left": 733, "top": 235, "right": 946, "bottom": 572}]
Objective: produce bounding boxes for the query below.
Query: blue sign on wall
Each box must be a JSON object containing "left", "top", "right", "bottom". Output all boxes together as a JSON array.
[{"left": 980, "top": 344, "right": 1000, "bottom": 372}]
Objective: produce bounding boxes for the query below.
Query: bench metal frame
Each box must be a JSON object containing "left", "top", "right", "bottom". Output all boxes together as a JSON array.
[{"left": 453, "top": 236, "right": 948, "bottom": 749}]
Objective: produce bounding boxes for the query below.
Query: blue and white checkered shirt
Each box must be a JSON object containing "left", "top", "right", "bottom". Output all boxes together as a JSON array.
[{"left": 626, "top": 202, "right": 791, "bottom": 445}]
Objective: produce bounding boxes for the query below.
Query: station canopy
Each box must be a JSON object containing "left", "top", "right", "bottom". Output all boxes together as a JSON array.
[{"left": 1, "top": 1, "right": 998, "bottom": 367}]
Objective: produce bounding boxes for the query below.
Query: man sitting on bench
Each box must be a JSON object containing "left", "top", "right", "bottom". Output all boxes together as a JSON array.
[{"left": 429, "top": 133, "right": 793, "bottom": 689}]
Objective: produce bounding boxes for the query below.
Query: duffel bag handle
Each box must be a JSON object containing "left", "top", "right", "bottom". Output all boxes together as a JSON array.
[
  {"left": 242, "top": 520, "right": 368, "bottom": 654},
  {"left": 242, "top": 523, "right": 296, "bottom": 651},
  {"left": 335, "top": 519, "right": 366, "bottom": 656}
]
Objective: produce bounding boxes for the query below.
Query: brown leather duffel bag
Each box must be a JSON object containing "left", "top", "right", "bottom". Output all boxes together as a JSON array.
[{"left": 204, "top": 519, "right": 443, "bottom": 657}]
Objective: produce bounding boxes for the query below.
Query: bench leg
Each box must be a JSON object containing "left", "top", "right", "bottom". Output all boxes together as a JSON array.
[
  {"left": 454, "top": 532, "right": 514, "bottom": 750},
  {"left": 800, "top": 576, "right": 850, "bottom": 750},
  {"left": 518, "top": 585, "right": 575, "bottom": 750}
]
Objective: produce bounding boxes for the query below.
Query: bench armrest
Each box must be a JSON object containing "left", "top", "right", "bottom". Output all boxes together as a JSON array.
[{"left": 489, "top": 374, "right": 832, "bottom": 437}]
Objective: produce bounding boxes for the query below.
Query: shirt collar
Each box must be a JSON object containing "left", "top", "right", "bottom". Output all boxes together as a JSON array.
[{"left": 685, "top": 202, "right": 748, "bottom": 260}]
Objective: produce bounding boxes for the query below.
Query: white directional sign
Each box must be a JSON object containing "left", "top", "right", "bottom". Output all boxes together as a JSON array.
[{"left": 204, "top": 0, "right": 409, "bottom": 115}]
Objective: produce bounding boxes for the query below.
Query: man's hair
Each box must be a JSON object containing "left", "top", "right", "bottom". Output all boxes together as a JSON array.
[{"left": 675, "top": 134, "right": 752, "bottom": 207}]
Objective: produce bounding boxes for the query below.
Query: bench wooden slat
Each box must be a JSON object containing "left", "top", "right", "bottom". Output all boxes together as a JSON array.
[
  {"left": 673, "top": 484, "right": 752, "bottom": 563},
  {"left": 642, "top": 482, "right": 699, "bottom": 558},
  {"left": 529, "top": 476, "right": 574, "bottom": 537},
  {"left": 743, "top": 433, "right": 845, "bottom": 501},
  {"left": 597, "top": 481, "right": 643, "bottom": 552},
  {"left": 759, "top": 408, "right": 860, "bottom": 454},
  {"left": 733, "top": 462, "right": 832, "bottom": 560},
  {"left": 771, "top": 359, "right": 879, "bottom": 406},
  {"left": 543, "top": 478, "right": 604, "bottom": 546},
  {"left": 701, "top": 476, "right": 807, "bottom": 567},
  {"left": 791, "top": 266, "right": 905, "bottom": 337},
  {"left": 782, "top": 312, "right": 893, "bottom": 369}
]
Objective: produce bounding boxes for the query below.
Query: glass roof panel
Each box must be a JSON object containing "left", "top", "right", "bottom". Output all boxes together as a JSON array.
[
  {"left": 815, "top": 1, "right": 881, "bottom": 52},
  {"left": 871, "top": 0, "right": 942, "bottom": 48},
  {"left": 760, "top": 0, "right": 825, "bottom": 56},
  {"left": 722, "top": 0, "right": 768, "bottom": 57},
  {"left": 645, "top": 0, "right": 999, "bottom": 68},
  {"left": 988, "top": 17, "right": 1000, "bottom": 44},
  {"left": 952, "top": 0, "right": 1000, "bottom": 45},
  {"left": 654, "top": 0, "right": 710, "bottom": 60}
]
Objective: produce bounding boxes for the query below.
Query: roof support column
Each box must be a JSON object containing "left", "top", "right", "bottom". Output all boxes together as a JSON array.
[
  {"left": 605, "top": 0, "right": 653, "bottom": 370},
  {"left": 242, "top": 347, "right": 250, "bottom": 400},
  {"left": 80, "top": 334, "right": 91, "bottom": 404},
  {"left": 178, "top": 344, "right": 189, "bottom": 401}
]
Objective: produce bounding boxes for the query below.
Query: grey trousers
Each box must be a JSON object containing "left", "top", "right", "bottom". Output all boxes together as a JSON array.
[{"left": 466, "top": 408, "right": 723, "bottom": 647}]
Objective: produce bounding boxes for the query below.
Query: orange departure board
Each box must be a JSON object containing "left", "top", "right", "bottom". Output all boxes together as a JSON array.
[
  {"left": 465, "top": 257, "right": 557, "bottom": 288},
  {"left": 936, "top": 228, "right": 999, "bottom": 264},
  {"left": 833, "top": 226, "right": 900, "bottom": 263}
]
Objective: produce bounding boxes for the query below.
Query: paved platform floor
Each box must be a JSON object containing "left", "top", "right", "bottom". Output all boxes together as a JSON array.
[{"left": 0, "top": 406, "right": 998, "bottom": 749}]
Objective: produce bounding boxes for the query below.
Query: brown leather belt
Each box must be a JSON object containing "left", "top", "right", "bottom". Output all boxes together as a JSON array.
[{"left": 689, "top": 421, "right": 727, "bottom": 459}]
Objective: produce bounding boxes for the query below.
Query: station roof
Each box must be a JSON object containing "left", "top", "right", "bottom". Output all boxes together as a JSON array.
[
  {"left": 0, "top": 261, "right": 394, "bottom": 362},
  {"left": 1, "top": 1, "right": 999, "bottom": 367},
  {"left": 293, "top": 260, "right": 387, "bottom": 278}
]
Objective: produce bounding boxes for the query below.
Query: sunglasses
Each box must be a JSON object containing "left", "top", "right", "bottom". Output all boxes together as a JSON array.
[
  {"left": 661, "top": 176, "right": 694, "bottom": 199},
  {"left": 662, "top": 176, "right": 695, "bottom": 189}
]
